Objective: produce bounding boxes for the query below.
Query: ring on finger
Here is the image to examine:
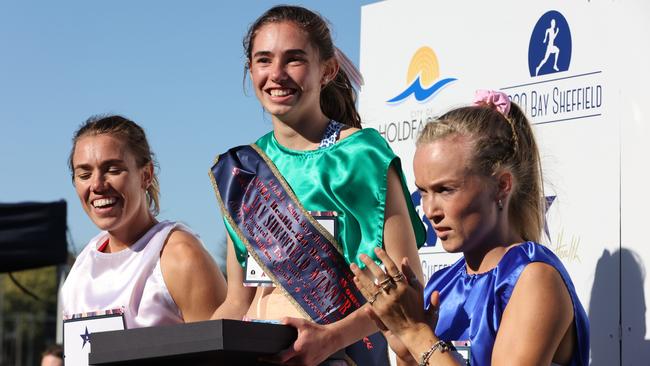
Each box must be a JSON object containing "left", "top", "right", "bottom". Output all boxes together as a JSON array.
[
  {"left": 391, "top": 271, "right": 405, "bottom": 283},
  {"left": 378, "top": 277, "right": 393, "bottom": 287},
  {"left": 368, "top": 290, "right": 382, "bottom": 305},
  {"left": 381, "top": 280, "right": 396, "bottom": 293}
]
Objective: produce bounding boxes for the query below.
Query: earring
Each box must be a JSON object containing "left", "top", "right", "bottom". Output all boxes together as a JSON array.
[{"left": 497, "top": 199, "right": 504, "bottom": 211}]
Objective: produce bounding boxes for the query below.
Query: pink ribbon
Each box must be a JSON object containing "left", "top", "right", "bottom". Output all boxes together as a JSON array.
[
  {"left": 334, "top": 47, "right": 364, "bottom": 89},
  {"left": 472, "top": 90, "right": 511, "bottom": 116}
]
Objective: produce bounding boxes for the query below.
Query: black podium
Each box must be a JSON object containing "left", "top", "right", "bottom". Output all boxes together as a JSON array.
[{"left": 88, "top": 319, "right": 297, "bottom": 365}]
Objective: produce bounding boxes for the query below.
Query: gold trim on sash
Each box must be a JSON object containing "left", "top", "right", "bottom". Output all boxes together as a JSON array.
[{"left": 210, "top": 145, "right": 359, "bottom": 366}]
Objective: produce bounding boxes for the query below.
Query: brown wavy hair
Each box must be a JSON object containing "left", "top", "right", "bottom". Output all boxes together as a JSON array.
[{"left": 243, "top": 5, "right": 361, "bottom": 128}]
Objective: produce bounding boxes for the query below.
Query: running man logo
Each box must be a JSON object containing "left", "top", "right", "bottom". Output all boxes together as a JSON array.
[
  {"left": 387, "top": 46, "right": 456, "bottom": 104},
  {"left": 529, "top": 10, "right": 572, "bottom": 77}
]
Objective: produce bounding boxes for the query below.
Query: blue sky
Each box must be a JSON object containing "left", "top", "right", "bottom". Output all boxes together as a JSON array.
[{"left": 0, "top": 0, "right": 377, "bottom": 266}]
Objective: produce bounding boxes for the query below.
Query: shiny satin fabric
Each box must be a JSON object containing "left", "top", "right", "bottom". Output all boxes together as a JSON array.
[
  {"left": 424, "top": 242, "right": 589, "bottom": 366},
  {"left": 211, "top": 144, "right": 365, "bottom": 325},
  {"left": 223, "top": 128, "right": 425, "bottom": 268}
]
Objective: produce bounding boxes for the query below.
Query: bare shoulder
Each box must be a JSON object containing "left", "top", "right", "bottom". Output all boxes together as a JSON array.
[
  {"left": 165, "top": 229, "right": 202, "bottom": 253},
  {"left": 516, "top": 261, "right": 567, "bottom": 293},
  {"left": 160, "top": 228, "right": 226, "bottom": 321},
  {"left": 510, "top": 261, "right": 574, "bottom": 310},
  {"left": 339, "top": 126, "right": 361, "bottom": 140},
  {"left": 493, "top": 261, "right": 575, "bottom": 364},
  {"left": 161, "top": 229, "right": 211, "bottom": 269}
]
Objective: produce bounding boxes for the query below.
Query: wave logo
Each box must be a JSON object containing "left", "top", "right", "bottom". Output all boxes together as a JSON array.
[
  {"left": 411, "top": 190, "right": 437, "bottom": 247},
  {"left": 387, "top": 46, "right": 457, "bottom": 104},
  {"left": 528, "top": 10, "right": 572, "bottom": 77}
]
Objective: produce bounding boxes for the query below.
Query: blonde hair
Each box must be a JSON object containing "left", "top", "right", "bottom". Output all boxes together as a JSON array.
[
  {"left": 417, "top": 103, "right": 543, "bottom": 242},
  {"left": 69, "top": 115, "right": 160, "bottom": 216}
]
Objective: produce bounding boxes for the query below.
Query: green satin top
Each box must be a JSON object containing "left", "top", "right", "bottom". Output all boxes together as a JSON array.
[{"left": 223, "top": 128, "right": 425, "bottom": 268}]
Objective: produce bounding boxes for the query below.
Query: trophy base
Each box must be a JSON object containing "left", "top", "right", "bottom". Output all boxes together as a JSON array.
[{"left": 88, "top": 319, "right": 297, "bottom": 365}]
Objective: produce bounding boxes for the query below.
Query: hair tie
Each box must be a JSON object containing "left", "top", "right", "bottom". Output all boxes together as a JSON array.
[
  {"left": 473, "top": 89, "right": 519, "bottom": 155},
  {"left": 472, "top": 89, "right": 511, "bottom": 116},
  {"left": 334, "top": 47, "right": 364, "bottom": 90}
]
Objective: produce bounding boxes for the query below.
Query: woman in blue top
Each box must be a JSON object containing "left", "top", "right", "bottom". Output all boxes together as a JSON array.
[{"left": 351, "top": 90, "right": 589, "bottom": 365}]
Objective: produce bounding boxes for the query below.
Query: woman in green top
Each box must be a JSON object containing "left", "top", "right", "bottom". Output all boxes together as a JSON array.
[{"left": 211, "top": 5, "right": 425, "bottom": 365}]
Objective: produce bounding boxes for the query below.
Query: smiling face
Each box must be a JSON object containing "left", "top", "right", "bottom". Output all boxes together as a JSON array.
[
  {"left": 72, "top": 134, "right": 152, "bottom": 235},
  {"left": 248, "top": 21, "right": 334, "bottom": 124},
  {"left": 413, "top": 135, "right": 500, "bottom": 254}
]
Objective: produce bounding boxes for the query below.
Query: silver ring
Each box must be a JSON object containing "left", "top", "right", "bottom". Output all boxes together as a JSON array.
[
  {"left": 378, "top": 277, "right": 393, "bottom": 287},
  {"left": 391, "top": 272, "right": 405, "bottom": 283},
  {"left": 368, "top": 290, "right": 382, "bottom": 305},
  {"left": 381, "top": 280, "right": 396, "bottom": 294}
]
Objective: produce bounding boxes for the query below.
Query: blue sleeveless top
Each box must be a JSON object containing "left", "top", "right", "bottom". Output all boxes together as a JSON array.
[{"left": 423, "top": 242, "right": 589, "bottom": 365}]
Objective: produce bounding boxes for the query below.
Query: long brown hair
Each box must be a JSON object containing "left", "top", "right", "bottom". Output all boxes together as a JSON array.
[{"left": 243, "top": 5, "right": 361, "bottom": 128}]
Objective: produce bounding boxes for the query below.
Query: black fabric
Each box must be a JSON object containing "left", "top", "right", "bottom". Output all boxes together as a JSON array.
[{"left": 0, "top": 201, "right": 67, "bottom": 272}]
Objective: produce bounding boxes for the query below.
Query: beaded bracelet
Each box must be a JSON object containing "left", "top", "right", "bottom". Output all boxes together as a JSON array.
[{"left": 418, "top": 339, "right": 452, "bottom": 366}]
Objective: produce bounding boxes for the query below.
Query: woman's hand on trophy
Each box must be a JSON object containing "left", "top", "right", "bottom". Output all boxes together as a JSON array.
[{"left": 262, "top": 316, "right": 338, "bottom": 366}]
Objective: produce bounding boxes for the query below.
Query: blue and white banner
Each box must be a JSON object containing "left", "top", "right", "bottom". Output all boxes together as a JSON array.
[{"left": 359, "top": 1, "right": 650, "bottom": 364}]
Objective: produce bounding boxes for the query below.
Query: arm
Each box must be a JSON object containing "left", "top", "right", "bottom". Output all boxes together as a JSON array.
[
  {"left": 383, "top": 164, "right": 424, "bottom": 284},
  {"left": 351, "top": 250, "right": 462, "bottom": 366},
  {"left": 271, "top": 165, "right": 426, "bottom": 365},
  {"left": 384, "top": 164, "right": 427, "bottom": 365},
  {"left": 270, "top": 275, "right": 380, "bottom": 365},
  {"left": 210, "top": 235, "right": 256, "bottom": 320},
  {"left": 395, "top": 293, "right": 462, "bottom": 366},
  {"left": 160, "top": 229, "right": 227, "bottom": 322},
  {"left": 492, "top": 262, "right": 575, "bottom": 365}
]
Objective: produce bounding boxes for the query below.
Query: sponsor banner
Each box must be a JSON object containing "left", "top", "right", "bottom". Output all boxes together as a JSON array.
[{"left": 360, "top": 1, "right": 650, "bottom": 364}]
